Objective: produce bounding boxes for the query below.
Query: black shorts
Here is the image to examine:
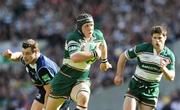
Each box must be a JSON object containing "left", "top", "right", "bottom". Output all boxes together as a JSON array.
[{"left": 35, "top": 86, "right": 46, "bottom": 104}]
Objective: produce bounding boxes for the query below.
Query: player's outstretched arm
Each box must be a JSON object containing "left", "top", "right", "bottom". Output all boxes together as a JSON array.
[{"left": 2, "top": 49, "right": 22, "bottom": 62}]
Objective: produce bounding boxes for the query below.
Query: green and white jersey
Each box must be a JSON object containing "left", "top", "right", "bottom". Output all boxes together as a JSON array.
[
  {"left": 63, "top": 29, "right": 105, "bottom": 71},
  {"left": 125, "top": 43, "right": 175, "bottom": 82}
]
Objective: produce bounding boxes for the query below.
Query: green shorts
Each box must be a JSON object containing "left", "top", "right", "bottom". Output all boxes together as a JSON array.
[
  {"left": 125, "top": 75, "right": 160, "bottom": 107},
  {"left": 50, "top": 65, "right": 90, "bottom": 98}
]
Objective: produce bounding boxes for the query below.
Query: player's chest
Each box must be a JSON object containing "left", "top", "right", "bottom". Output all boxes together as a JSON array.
[
  {"left": 25, "top": 64, "right": 41, "bottom": 83},
  {"left": 79, "top": 39, "right": 100, "bottom": 51}
]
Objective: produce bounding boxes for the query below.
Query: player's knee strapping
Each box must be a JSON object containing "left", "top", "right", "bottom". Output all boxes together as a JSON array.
[
  {"left": 76, "top": 89, "right": 90, "bottom": 99},
  {"left": 71, "top": 82, "right": 91, "bottom": 102},
  {"left": 75, "top": 105, "right": 87, "bottom": 110}
]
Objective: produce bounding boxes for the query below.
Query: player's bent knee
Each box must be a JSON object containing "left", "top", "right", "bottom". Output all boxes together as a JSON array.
[
  {"left": 77, "top": 91, "right": 90, "bottom": 105},
  {"left": 70, "top": 81, "right": 91, "bottom": 103}
]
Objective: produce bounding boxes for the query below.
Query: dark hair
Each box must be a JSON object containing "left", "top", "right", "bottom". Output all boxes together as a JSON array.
[
  {"left": 76, "top": 13, "right": 94, "bottom": 32},
  {"left": 150, "top": 25, "right": 167, "bottom": 36},
  {"left": 22, "top": 39, "right": 39, "bottom": 52}
]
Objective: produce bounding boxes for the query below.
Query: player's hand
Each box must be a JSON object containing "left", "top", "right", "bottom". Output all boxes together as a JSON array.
[
  {"left": 100, "top": 61, "right": 112, "bottom": 72},
  {"left": 160, "top": 58, "right": 170, "bottom": 68},
  {"left": 2, "top": 49, "right": 12, "bottom": 59},
  {"left": 160, "top": 58, "right": 170, "bottom": 71},
  {"left": 114, "top": 75, "right": 123, "bottom": 86}
]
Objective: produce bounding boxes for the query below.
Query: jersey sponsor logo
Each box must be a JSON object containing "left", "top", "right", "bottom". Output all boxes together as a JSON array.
[
  {"left": 141, "top": 64, "right": 160, "bottom": 72},
  {"left": 42, "top": 74, "right": 51, "bottom": 82}
]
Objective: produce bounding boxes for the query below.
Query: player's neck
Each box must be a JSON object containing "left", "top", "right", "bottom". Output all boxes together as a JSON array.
[
  {"left": 84, "top": 36, "right": 92, "bottom": 42},
  {"left": 155, "top": 47, "right": 164, "bottom": 54}
]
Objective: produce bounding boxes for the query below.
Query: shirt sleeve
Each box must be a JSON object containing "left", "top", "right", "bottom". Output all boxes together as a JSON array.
[
  {"left": 166, "top": 52, "right": 175, "bottom": 71},
  {"left": 125, "top": 46, "right": 137, "bottom": 59},
  {"left": 67, "top": 40, "right": 81, "bottom": 56},
  {"left": 125, "top": 43, "right": 146, "bottom": 59},
  {"left": 94, "top": 29, "right": 105, "bottom": 43},
  {"left": 38, "top": 67, "right": 53, "bottom": 85}
]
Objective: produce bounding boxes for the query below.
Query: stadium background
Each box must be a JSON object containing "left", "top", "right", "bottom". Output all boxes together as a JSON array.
[{"left": 0, "top": 0, "right": 180, "bottom": 110}]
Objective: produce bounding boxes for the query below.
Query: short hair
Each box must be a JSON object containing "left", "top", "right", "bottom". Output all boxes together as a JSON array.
[
  {"left": 22, "top": 39, "right": 40, "bottom": 52},
  {"left": 75, "top": 13, "right": 94, "bottom": 32},
  {"left": 150, "top": 25, "right": 167, "bottom": 36}
]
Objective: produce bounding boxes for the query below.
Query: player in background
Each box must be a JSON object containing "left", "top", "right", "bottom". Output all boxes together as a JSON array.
[
  {"left": 2, "top": 39, "right": 70, "bottom": 110},
  {"left": 114, "top": 25, "right": 175, "bottom": 110}
]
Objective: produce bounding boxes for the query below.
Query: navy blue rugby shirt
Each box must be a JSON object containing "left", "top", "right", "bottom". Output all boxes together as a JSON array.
[{"left": 21, "top": 54, "right": 59, "bottom": 86}]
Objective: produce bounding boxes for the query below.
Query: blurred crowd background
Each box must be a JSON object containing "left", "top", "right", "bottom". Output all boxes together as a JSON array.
[{"left": 0, "top": 0, "right": 180, "bottom": 110}]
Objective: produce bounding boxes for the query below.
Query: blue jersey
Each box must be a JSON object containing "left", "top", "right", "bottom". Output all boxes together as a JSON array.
[{"left": 21, "top": 54, "right": 59, "bottom": 86}]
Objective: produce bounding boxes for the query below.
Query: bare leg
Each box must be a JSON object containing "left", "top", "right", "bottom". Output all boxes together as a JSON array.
[
  {"left": 139, "top": 103, "right": 155, "bottom": 110},
  {"left": 31, "top": 99, "right": 44, "bottom": 110},
  {"left": 71, "top": 82, "right": 90, "bottom": 110},
  {"left": 123, "top": 96, "right": 138, "bottom": 110},
  {"left": 45, "top": 96, "right": 65, "bottom": 110},
  {"left": 76, "top": 91, "right": 89, "bottom": 110}
]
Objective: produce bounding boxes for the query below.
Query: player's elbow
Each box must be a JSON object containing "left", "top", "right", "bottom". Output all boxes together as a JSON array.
[
  {"left": 170, "top": 71, "right": 175, "bottom": 81},
  {"left": 165, "top": 74, "right": 175, "bottom": 81},
  {"left": 70, "top": 57, "right": 78, "bottom": 63},
  {"left": 166, "top": 77, "right": 174, "bottom": 81},
  {"left": 169, "top": 75, "right": 175, "bottom": 81}
]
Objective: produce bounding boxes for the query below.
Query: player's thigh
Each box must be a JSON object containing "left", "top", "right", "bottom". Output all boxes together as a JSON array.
[
  {"left": 139, "top": 103, "right": 155, "bottom": 110},
  {"left": 31, "top": 99, "right": 44, "bottom": 110},
  {"left": 123, "top": 96, "right": 138, "bottom": 110},
  {"left": 46, "top": 96, "right": 66, "bottom": 110},
  {"left": 70, "top": 81, "right": 91, "bottom": 103}
]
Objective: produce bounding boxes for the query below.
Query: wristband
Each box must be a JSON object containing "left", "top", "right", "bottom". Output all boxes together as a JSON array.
[
  {"left": 101, "top": 58, "right": 108, "bottom": 63},
  {"left": 92, "top": 51, "right": 98, "bottom": 58}
]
